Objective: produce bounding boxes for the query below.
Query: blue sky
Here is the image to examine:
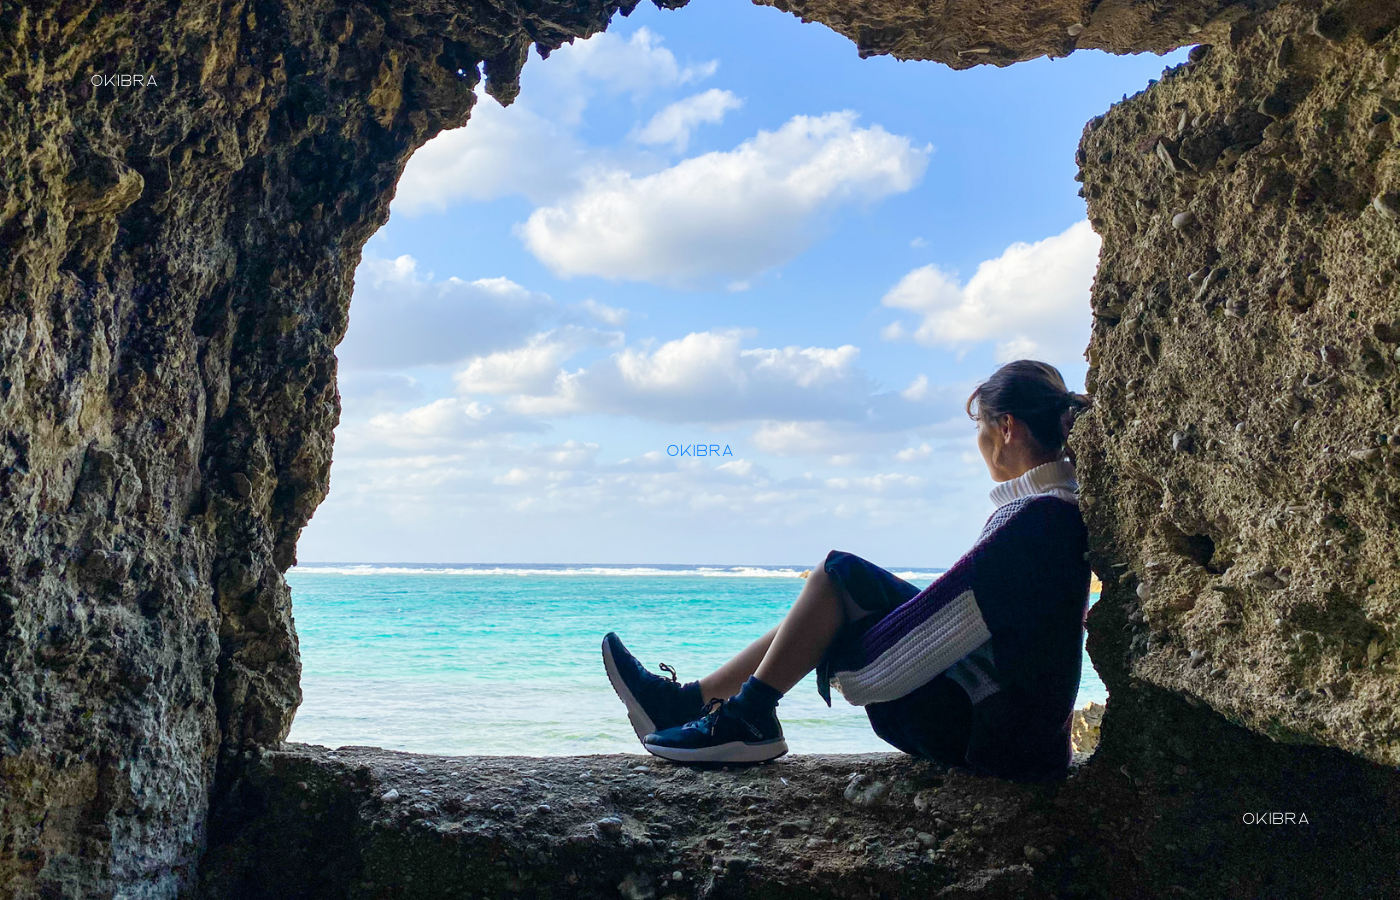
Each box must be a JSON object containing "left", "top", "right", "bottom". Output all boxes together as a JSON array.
[{"left": 296, "top": 0, "right": 1187, "bottom": 567}]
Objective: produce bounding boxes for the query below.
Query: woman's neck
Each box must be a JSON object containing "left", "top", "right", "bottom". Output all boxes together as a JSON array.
[{"left": 1002, "top": 451, "right": 1061, "bottom": 481}]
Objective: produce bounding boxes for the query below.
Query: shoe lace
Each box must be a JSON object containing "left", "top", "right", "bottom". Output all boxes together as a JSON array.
[
  {"left": 697, "top": 697, "right": 725, "bottom": 735},
  {"left": 658, "top": 662, "right": 679, "bottom": 683}
]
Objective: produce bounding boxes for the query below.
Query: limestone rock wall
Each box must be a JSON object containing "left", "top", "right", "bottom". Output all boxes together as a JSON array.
[
  {"left": 756, "top": 0, "right": 1276, "bottom": 67},
  {"left": 1073, "top": 0, "right": 1400, "bottom": 767},
  {"left": 0, "top": 2, "right": 661, "bottom": 896}
]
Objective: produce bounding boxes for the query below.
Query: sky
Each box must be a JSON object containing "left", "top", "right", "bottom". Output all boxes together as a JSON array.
[{"left": 296, "top": 0, "right": 1189, "bottom": 568}]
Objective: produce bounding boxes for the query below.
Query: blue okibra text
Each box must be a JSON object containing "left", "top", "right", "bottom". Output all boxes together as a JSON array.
[{"left": 668, "top": 444, "right": 733, "bottom": 457}]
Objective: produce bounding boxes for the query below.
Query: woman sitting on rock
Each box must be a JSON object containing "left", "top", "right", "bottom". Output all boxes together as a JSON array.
[{"left": 602, "top": 360, "right": 1093, "bottom": 782}]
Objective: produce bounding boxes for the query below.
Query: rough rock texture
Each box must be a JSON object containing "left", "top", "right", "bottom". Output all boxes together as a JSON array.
[
  {"left": 5, "top": 0, "right": 1400, "bottom": 897},
  {"left": 755, "top": 0, "right": 1274, "bottom": 68},
  {"left": 0, "top": 1, "right": 679, "bottom": 896},
  {"left": 196, "top": 731, "right": 1400, "bottom": 900},
  {"left": 1074, "top": 0, "right": 1400, "bottom": 768}
]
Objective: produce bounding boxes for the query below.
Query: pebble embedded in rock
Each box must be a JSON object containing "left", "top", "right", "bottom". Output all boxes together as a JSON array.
[
  {"left": 1137, "top": 582, "right": 1151, "bottom": 602},
  {"left": 617, "top": 872, "right": 653, "bottom": 900},
  {"left": 844, "top": 779, "right": 888, "bottom": 806},
  {"left": 596, "top": 816, "right": 623, "bottom": 835},
  {"left": 1066, "top": 22, "right": 1084, "bottom": 36},
  {"left": 1024, "top": 845, "right": 1047, "bottom": 863},
  {"left": 379, "top": 788, "right": 400, "bottom": 803},
  {"left": 1172, "top": 211, "right": 1196, "bottom": 230},
  {"left": 1247, "top": 568, "right": 1288, "bottom": 590}
]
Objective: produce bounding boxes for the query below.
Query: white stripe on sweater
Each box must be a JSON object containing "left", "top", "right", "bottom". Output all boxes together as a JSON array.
[{"left": 832, "top": 589, "right": 992, "bottom": 706}]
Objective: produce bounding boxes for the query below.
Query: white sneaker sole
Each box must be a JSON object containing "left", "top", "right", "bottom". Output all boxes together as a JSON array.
[
  {"left": 642, "top": 738, "right": 789, "bottom": 764},
  {"left": 602, "top": 637, "right": 656, "bottom": 743}
]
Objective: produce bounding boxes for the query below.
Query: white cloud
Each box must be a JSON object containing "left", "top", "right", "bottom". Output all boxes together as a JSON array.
[
  {"left": 338, "top": 372, "right": 425, "bottom": 415},
  {"left": 538, "top": 28, "right": 717, "bottom": 113},
  {"left": 573, "top": 298, "right": 629, "bottom": 326},
  {"left": 454, "top": 337, "right": 576, "bottom": 396},
  {"left": 356, "top": 398, "right": 547, "bottom": 451},
  {"left": 391, "top": 28, "right": 717, "bottom": 214},
  {"left": 900, "top": 374, "right": 929, "bottom": 401},
  {"left": 453, "top": 327, "right": 618, "bottom": 395},
  {"left": 339, "top": 255, "right": 556, "bottom": 370},
  {"left": 895, "top": 443, "right": 933, "bottom": 462},
  {"left": 392, "top": 98, "right": 587, "bottom": 211},
  {"left": 633, "top": 89, "right": 743, "bottom": 152},
  {"left": 502, "top": 329, "right": 890, "bottom": 424},
  {"left": 750, "top": 420, "right": 907, "bottom": 457},
  {"left": 824, "top": 473, "right": 928, "bottom": 491},
  {"left": 369, "top": 398, "right": 487, "bottom": 438},
  {"left": 880, "top": 220, "right": 1101, "bottom": 364},
  {"left": 520, "top": 112, "right": 930, "bottom": 288}
]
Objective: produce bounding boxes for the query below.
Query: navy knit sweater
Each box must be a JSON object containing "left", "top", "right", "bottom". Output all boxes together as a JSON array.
[{"left": 823, "top": 460, "right": 1091, "bottom": 781}]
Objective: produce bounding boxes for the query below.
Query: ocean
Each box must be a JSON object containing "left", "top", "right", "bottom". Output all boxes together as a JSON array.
[{"left": 283, "top": 564, "right": 1108, "bottom": 756}]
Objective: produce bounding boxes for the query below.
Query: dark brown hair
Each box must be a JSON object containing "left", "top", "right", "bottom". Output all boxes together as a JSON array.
[{"left": 966, "top": 360, "right": 1091, "bottom": 461}]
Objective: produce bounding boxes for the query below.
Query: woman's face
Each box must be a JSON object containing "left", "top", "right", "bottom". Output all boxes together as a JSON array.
[
  {"left": 976, "top": 413, "right": 1009, "bottom": 481},
  {"left": 976, "top": 411, "right": 1036, "bottom": 482}
]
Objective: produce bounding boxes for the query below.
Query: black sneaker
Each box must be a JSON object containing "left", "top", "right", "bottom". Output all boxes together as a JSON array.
[
  {"left": 602, "top": 632, "right": 703, "bottom": 742},
  {"left": 642, "top": 697, "right": 789, "bottom": 763}
]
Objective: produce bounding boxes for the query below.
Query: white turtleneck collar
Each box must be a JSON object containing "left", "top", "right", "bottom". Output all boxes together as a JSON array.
[{"left": 988, "top": 458, "right": 1079, "bottom": 509}]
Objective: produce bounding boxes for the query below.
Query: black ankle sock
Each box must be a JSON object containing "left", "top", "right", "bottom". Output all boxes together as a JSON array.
[
  {"left": 679, "top": 680, "right": 703, "bottom": 715},
  {"left": 731, "top": 675, "right": 783, "bottom": 713}
]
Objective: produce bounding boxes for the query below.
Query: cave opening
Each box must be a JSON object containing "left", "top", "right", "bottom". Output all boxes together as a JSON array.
[{"left": 280, "top": 0, "right": 1179, "bottom": 764}]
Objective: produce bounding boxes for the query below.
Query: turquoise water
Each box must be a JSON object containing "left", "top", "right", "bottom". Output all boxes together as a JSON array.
[{"left": 284, "top": 564, "right": 1108, "bottom": 756}]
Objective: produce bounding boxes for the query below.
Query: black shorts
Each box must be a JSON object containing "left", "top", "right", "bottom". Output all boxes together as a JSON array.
[{"left": 818, "top": 550, "right": 975, "bottom": 766}]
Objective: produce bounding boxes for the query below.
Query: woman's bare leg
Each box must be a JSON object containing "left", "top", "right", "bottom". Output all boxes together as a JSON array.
[
  {"left": 698, "top": 626, "right": 778, "bottom": 702},
  {"left": 698, "top": 561, "right": 851, "bottom": 700}
]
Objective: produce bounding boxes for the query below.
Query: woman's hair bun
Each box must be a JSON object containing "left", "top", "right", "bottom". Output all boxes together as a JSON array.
[
  {"left": 967, "top": 360, "right": 1090, "bottom": 461},
  {"left": 1059, "top": 392, "right": 1091, "bottom": 443}
]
